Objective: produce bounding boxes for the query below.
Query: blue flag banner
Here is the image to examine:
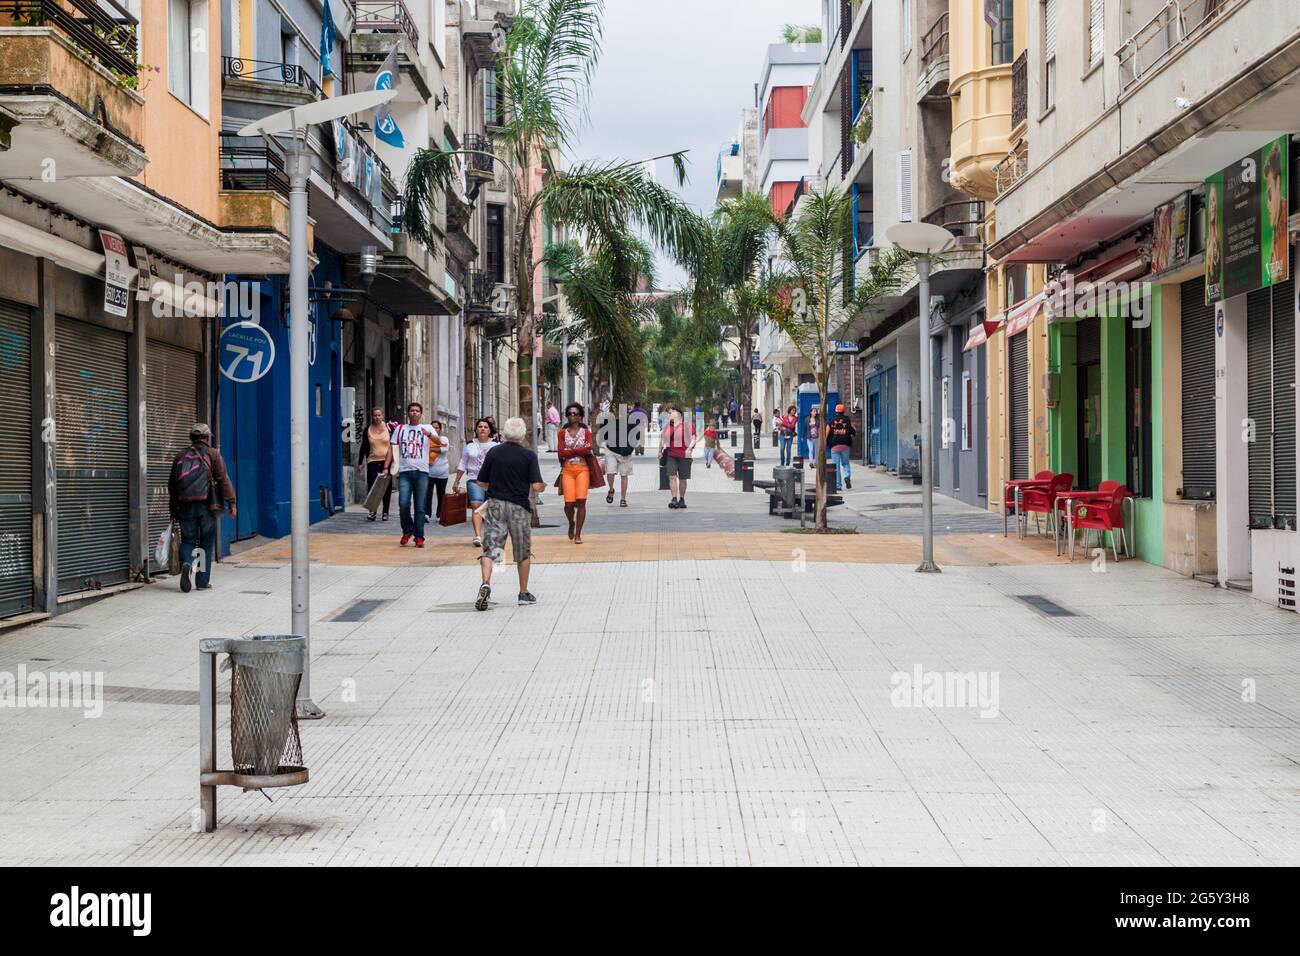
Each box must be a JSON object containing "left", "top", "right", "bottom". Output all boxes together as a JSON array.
[
  {"left": 321, "top": 0, "right": 337, "bottom": 77},
  {"left": 373, "top": 43, "right": 405, "bottom": 148}
]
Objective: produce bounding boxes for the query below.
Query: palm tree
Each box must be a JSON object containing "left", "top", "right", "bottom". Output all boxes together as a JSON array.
[
  {"left": 401, "top": 0, "right": 708, "bottom": 443},
  {"left": 772, "top": 184, "right": 912, "bottom": 530},
  {"left": 689, "top": 192, "right": 786, "bottom": 459}
]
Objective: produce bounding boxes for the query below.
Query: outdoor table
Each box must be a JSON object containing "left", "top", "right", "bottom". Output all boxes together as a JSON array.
[
  {"left": 1056, "top": 490, "right": 1136, "bottom": 560},
  {"left": 1003, "top": 479, "right": 1052, "bottom": 538}
]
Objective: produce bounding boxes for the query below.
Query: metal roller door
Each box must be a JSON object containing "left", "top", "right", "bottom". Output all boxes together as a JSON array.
[
  {"left": 146, "top": 341, "right": 199, "bottom": 572},
  {"left": 0, "top": 301, "right": 34, "bottom": 617},
  {"left": 1246, "top": 249, "right": 1297, "bottom": 529},
  {"left": 1180, "top": 277, "right": 1216, "bottom": 499},
  {"left": 1008, "top": 331, "right": 1029, "bottom": 480},
  {"left": 56, "top": 320, "right": 130, "bottom": 593}
]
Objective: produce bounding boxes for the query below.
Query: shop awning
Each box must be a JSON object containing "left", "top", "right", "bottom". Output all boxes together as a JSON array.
[
  {"left": 962, "top": 314, "right": 1005, "bottom": 351},
  {"left": 1006, "top": 291, "right": 1047, "bottom": 337}
]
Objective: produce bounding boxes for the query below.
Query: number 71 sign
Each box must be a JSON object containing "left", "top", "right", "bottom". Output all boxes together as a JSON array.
[{"left": 220, "top": 321, "right": 276, "bottom": 383}]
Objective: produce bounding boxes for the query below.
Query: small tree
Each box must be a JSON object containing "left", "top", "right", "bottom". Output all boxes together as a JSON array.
[{"left": 772, "top": 184, "right": 911, "bottom": 530}]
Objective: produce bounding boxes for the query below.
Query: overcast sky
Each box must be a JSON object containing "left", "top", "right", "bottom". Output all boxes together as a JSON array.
[{"left": 567, "top": 0, "right": 821, "bottom": 288}]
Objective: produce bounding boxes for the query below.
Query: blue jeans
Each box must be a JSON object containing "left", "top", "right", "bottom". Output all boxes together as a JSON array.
[
  {"left": 177, "top": 502, "right": 216, "bottom": 588},
  {"left": 704, "top": 446, "right": 716, "bottom": 467},
  {"left": 830, "top": 448, "right": 851, "bottom": 487},
  {"left": 399, "top": 470, "right": 430, "bottom": 538},
  {"left": 779, "top": 433, "right": 793, "bottom": 466}
]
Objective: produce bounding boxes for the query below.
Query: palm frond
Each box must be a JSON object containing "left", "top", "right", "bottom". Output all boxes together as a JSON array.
[{"left": 400, "top": 147, "right": 455, "bottom": 248}]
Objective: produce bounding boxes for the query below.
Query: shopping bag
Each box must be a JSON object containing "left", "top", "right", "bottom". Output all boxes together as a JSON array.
[
  {"left": 586, "top": 454, "right": 605, "bottom": 487},
  {"left": 168, "top": 524, "right": 182, "bottom": 575},
  {"left": 154, "top": 524, "right": 172, "bottom": 567},
  {"left": 439, "top": 490, "right": 468, "bottom": 526},
  {"left": 363, "top": 472, "right": 391, "bottom": 514}
]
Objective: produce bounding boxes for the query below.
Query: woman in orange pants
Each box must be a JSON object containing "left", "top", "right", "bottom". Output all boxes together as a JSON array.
[{"left": 558, "top": 403, "right": 593, "bottom": 544}]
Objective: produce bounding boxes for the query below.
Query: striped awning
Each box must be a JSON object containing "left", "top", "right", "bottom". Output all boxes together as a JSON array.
[
  {"left": 1006, "top": 291, "right": 1048, "bottom": 337},
  {"left": 962, "top": 314, "right": 1005, "bottom": 351}
]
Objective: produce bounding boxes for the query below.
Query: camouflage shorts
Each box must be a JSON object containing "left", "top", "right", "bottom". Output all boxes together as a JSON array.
[{"left": 480, "top": 498, "right": 532, "bottom": 564}]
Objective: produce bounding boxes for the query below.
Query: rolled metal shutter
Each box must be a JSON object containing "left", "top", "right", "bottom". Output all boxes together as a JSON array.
[
  {"left": 56, "top": 320, "right": 130, "bottom": 593},
  {"left": 0, "top": 301, "right": 34, "bottom": 617},
  {"left": 146, "top": 341, "right": 200, "bottom": 571},
  {"left": 1180, "top": 277, "right": 1216, "bottom": 498},
  {"left": 1246, "top": 287, "right": 1273, "bottom": 527},
  {"left": 1075, "top": 316, "right": 1101, "bottom": 365},
  {"left": 1009, "top": 332, "right": 1029, "bottom": 480},
  {"left": 1272, "top": 266, "right": 1295, "bottom": 524}
]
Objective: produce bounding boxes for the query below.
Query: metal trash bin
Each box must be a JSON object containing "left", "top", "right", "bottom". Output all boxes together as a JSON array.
[
  {"left": 199, "top": 635, "right": 308, "bottom": 832},
  {"left": 773, "top": 466, "right": 797, "bottom": 517}
]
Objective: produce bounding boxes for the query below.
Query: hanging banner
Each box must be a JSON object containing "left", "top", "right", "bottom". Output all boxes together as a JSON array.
[
  {"left": 1204, "top": 135, "right": 1290, "bottom": 304},
  {"left": 1150, "top": 191, "right": 1190, "bottom": 273},
  {"left": 130, "top": 244, "right": 155, "bottom": 301},
  {"left": 984, "top": 0, "right": 1000, "bottom": 29},
  {"left": 99, "top": 229, "right": 131, "bottom": 317}
]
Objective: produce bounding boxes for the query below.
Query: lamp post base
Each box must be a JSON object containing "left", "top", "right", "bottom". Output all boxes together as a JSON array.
[
  {"left": 296, "top": 698, "right": 325, "bottom": 720},
  {"left": 915, "top": 560, "right": 942, "bottom": 573}
]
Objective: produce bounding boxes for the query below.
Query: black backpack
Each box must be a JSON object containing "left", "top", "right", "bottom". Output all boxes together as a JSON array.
[{"left": 173, "top": 445, "right": 213, "bottom": 502}]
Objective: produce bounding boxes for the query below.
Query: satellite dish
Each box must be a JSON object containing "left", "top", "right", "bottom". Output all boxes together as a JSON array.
[{"left": 236, "top": 88, "right": 398, "bottom": 137}]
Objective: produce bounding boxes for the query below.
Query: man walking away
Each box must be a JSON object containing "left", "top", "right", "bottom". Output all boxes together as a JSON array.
[
  {"left": 393, "top": 402, "right": 437, "bottom": 547},
  {"left": 474, "top": 417, "right": 546, "bottom": 610},
  {"left": 168, "top": 423, "right": 236, "bottom": 593},
  {"left": 828, "top": 404, "right": 857, "bottom": 489},
  {"left": 602, "top": 403, "right": 636, "bottom": 507}
]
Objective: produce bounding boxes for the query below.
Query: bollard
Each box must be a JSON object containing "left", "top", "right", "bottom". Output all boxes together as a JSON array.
[
  {"left": 659, "top": 454, "right": 669, "bottom": 490},
  {"left": 824, "top": 459, "right": 839, "bottom": 493},
  {"left": 729, "top": 430, "right": 737, "bottom": 448},
  {"left": 733, "top": 451, "right": 744, "bottom": 482},
  {"left": 740, "top": 457, "right": 754, "bottom": 492},
  {"left": 754, "top": 430, "right": 761, "bottom": 449}
]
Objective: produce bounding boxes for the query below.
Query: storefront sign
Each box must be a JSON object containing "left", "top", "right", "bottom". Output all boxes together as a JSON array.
[
  {"left": 1204, "top": 135, "right": 1290, "bottom": 304},
  {"left": 1150, "top": 191, "right": 1190, "bottom": 273},
  {"left": 832, "top": 340, "right": 860, "bottom": 354},
  {"left": 220, "top": 321, "right": 276, "bottom": 383},
  {"left": 99, "top": 230, "right": 131, "bottom": 317}
]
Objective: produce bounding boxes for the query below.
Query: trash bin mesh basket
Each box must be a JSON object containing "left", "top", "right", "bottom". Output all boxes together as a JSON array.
[{"left": 229, "top": 641, "right": 304, "bottom": 776}]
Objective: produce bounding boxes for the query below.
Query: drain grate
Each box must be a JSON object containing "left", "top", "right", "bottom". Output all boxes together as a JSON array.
[
  {"left": 102, "top": 685, "right": 200, "bottom": 706},
  {"left": 329, "top": 598, "right": 388, "bottom": 622},
  {"left": 1013, "top": 594, "right": 1076, "bottom": 617}
]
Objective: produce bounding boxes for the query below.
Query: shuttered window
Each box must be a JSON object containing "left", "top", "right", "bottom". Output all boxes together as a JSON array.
[
  {"left": 1042, "top": 0, "right": 1058, "bottom": 109},
  {"left": 1009, "top": 331, "right": 1030, "bottom": 480},
  {"left": 0, "top": 300, "right": 34, "bottom": 618},
  {"left": 897, "top": 149, "right": 913, "bottom": 222},
  {"left": 1180, "top": 277, "right": 1216, "bottom": 499},
  {"left": 1246, "top": 248, "right": 1297, "bottom": 529},
  {"left": 1088, "top": 0, "right": 1105, "bottom": 68}
]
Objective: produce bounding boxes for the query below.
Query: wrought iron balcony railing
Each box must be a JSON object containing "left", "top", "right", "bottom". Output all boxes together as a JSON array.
[
  {"left": 919, "top": 11, "right": 949, "bottom": 73},
  {"left": 221, "top": 56, "right": 323, "bottom": 99},
  {"left": 1117, "top": 0, "right": 1239, "bottom": 91},
  {"left": 993, "top": 140, "right": 1029, "bottom": 195},
  {"left": 353, "top": 0, "right": 419, "bottom": 49},
  {"left": 219, "top": 132, "right": 290, "bottom": 198},
  {"left": 922, "top": 200, "right": 985, "bottom": 242},
  {"left": 465, "top": 133, "right": 495, "bottom": 181},
  {"left": 0, "top": 0, "right": 138, "bottom": 77},
  {"left": 1010, "top": 50, "right": 1028, "bottom": 128},
  {"left": 466, "top": 268, "right": 498, "bottom": 309}
]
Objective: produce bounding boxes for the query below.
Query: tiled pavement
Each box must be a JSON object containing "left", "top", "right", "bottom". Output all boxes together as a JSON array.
[{"left": 1, "top": 436, "right": 1298, "bottom": 865}]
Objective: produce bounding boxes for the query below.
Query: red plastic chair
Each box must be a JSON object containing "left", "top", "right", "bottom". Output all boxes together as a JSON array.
[
  {"left": 1069, "top": 483, "right": 1131, "bottom": 561},
  {"left": 1022, "top": 473, "right": 1073, "bottom": 538},
  {"left": 1003, "top": 471, "right": 1054, "bottom": 536}
]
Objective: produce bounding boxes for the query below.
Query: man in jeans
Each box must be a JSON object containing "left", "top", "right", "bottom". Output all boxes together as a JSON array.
[
  {"left": 393, "top": 402, "right": 438, "bottom": 547},
  {"left": 168, "top": 423, "right": 237, "bottom": 593},
  {"left": 474, "top": 417, "right": 546, "bottom": 610},
  {"left": 827, "top": 403, "right": 857, "bottom": 490}
]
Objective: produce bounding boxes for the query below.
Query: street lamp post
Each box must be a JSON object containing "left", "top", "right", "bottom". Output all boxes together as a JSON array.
[
  {"left": 237, "top": 88, "right": 397, "bottom": 719},
  {"left": 885, "top": 222, "right": 954, "bottom": 574}
]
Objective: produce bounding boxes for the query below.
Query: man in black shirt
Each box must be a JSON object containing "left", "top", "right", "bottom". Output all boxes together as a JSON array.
[{"left": 474, "top": 416, "right": 546, "bottom": 610}]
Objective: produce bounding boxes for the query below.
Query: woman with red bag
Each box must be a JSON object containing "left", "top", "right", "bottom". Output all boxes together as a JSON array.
[{"left": 558, "top": 402, "right": 593, "bottom": 544}]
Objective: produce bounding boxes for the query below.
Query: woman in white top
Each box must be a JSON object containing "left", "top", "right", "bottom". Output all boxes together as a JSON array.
[{"left": 452, "top": 418, "right": 494, "bottom": 546}]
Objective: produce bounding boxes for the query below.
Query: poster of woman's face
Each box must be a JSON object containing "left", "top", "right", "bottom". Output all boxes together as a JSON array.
[
  {"left": 1263, "top": 142, "right": 1289, "bottom": 284},
  {"left": 1205, "top": 182, "right": 1222, "bottom": 302}
]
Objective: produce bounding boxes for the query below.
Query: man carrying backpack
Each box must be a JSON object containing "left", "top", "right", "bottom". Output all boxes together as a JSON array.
[
  {"left": 827, "top": 404, "right": 857, "bottom": 490},
  {"left": 168, "top": 423, "right": 237, "bottom": 593}
]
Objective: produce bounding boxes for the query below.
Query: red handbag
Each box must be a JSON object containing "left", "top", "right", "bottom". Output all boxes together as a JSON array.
[{"left": 586, "top": 453, "right": 605, "bottom": 487}]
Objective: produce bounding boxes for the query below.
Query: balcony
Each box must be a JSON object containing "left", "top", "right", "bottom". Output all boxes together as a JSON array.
[
  {"left": 465, "top": 133, "right": 495, "bottom": 182},
  {"left": 992, "top": 139, "right": 1028, "bottom": 195},
  {"left": 1010, "top": 50, "right": 1028, "bottom": 130},
  {"left": 716, "top": 143, "right": 743, "bottom": 202},
  {"left": 922, "top": 199, "right": 985, "bottom": 245},
  {"left": 1118, "top": 0, "right": 1243, "bottom": 91},
  {"left": 222, "top": 56, "right": 323, "bottom": 99},
  {"left": 353, "top": 1, "right": 419, "bottom": 48},
  {"left": 917, "top": 12, "right": 949, "bottom": 101},
  {"left": 0, "top": 0, "right": 146, "bottom": 178}
]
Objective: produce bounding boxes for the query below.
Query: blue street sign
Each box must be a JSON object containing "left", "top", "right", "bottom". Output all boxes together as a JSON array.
[
  {"left": 220, "top": 321, "right": 275, "bottom": 383},
  {"left": 832, "top": 340, "right": 860, "bottom": 353}
]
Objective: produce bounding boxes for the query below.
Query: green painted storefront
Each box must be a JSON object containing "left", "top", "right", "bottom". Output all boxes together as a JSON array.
[{"left": 1047, "top": 286, "right": 1165, "bottom": 565}]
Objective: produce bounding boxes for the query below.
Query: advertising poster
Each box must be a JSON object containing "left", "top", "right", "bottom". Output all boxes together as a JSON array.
[
  {"left": 1150, "top": 191, "right": 1190, "bottom": 273},
  {"left": 99, "top": 229, "right": 131, "bottom": 317},
  {"left": 1205, "top": 135, "right": 1290, "bottom": 304}
]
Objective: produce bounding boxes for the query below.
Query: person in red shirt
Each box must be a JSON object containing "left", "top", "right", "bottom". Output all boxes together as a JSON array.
[
  {"left": 557, "top": 402, "right": 593, "bottom": 543},
  {"left": 661, "top": 405, "right": 698, "bottom": 509}
]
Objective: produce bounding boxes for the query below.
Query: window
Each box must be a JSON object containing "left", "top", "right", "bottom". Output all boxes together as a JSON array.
[
  {"left": 1087, "top": 0, "right": 1105, "bottom": 69},
  {"left": 1042, "top": 0, "right": 1058, "bottom": 110},
  {"left": 484, "top": 69, "right": 505, "bottom": 127},
  {"left": 962, "top": 370, "right": 974, "bottom": 451},
  {"left": 991, "top": 0, "right": 1014, "bottom": 65},
  {"left": 1126, "top": 318, "right": 1153, "bottom": 499},
  {"left": 486, "top": 204, "right": 505, "bottom": 283},
  {"left": 168, "top": 0, "right": 209, "bottom": 116},
  {"left": 761, "top": 87, "right": 809, "bottom": 139},
  {"left": 897, "top": 149, "right": 913, "bottom": 222}
]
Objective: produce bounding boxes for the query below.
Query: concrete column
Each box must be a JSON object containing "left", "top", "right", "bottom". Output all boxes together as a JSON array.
[
  {"left": 1215, "top": 293, "right": 1250, "bottom": 586},
  {"left": 32, "top": 258, "right": 57, "bottom": 611},
  {"left": 128, "top": 303, "right": 147, "bottom": 578}
]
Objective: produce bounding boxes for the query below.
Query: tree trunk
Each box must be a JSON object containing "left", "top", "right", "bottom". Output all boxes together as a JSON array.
[
  {"left": 815, "top": 376, "right": 830, "bottom": 531},
  {"left": 739, "top": 330, "right": 754, "bottom": 459},
  {"left": 514, "top": 168, "right": 535, "bottom": 448}
]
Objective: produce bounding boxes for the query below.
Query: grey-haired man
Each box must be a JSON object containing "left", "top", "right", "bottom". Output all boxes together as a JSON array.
[
  {"left": 474, "top": 416, "right": 545, "bottom": 610},
  {"left": 168, "top": 423, "right": 237, "bottom": 593}
]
